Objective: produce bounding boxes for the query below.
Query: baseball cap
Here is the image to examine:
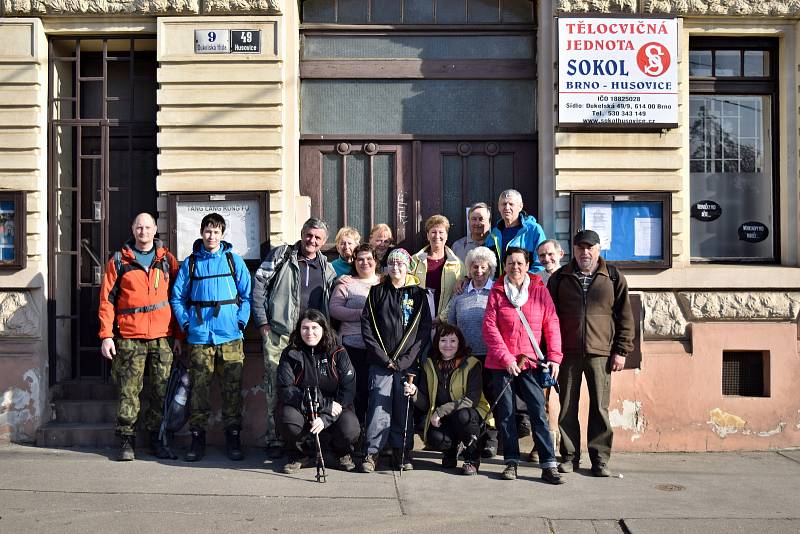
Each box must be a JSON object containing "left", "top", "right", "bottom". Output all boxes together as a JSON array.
[{"left": 574, "top": 229, "right": 600, "bottom": 247}]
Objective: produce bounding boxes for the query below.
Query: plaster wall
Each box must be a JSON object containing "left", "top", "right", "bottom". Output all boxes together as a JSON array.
[
  {"left": 0, "top": 18, "right": 49, "bottom": 443},
  {"left": 547, "top": 322, "right": 800, "bottom": 451}
]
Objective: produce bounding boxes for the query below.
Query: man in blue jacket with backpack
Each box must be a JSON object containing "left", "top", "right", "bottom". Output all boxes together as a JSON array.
[{"left": 171, "top": 213, "right": 252, "bottom": 462}]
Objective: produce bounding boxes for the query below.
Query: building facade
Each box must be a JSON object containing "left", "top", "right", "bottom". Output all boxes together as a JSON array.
[{"left": 1, "top": 0, "right": 798, "bottom": 451}]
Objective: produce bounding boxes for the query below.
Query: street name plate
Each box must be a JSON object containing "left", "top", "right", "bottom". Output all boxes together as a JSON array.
[
  {"left": 195, "top": 30, "right": 230, "bottom": 54},
  {"left": 231, "top": 30, "right": 261, "bottom": 53}
]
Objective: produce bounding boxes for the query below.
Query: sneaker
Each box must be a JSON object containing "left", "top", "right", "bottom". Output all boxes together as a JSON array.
[
  {"left": 392, "top": 448, "right": 414, "bottom": 471},
  {"left": 442, "top": 453, "right": 458, "bottom": 469},
  {"left": 283, "top": 455, "right": 311, "bottom": 474},
  {"left": 361, "top": 453, "right": 378, "bottom": 473},
  {"left": 527, "top": 448, "right": 539, "bottom": 463},
  {"left": 542, "top": 467, "right": 566, "bottom": 485},
  {"left": 591, "top": 462, "right": 611, "bottom": 477},
  {"left": 501, "top": 462, "right": 518, "bottom": 480},
  {"left": 557, "top": 458, "right": 579, "bottom": 473},
  {"left": 338, "top": 453, "right": 356, "bottom": 472},
  {"left": 117, "top": 435, "right": 135, "bottom": 462},
  {"left": 461, "top": 460, "right": 479, "bottom": 476}
]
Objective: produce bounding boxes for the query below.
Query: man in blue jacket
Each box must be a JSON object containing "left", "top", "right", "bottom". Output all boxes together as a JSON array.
[
  {"left": 485, "top": 189, "right": 547, "bottom": 275},
  {"left": 171, "top": 213, "right": 252, "bottom": 462}
]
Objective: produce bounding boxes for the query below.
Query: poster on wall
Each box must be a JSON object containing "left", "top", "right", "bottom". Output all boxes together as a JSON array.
[
  {"left": 175, "top": 199, "right": 262, "bottom": 261},
  {"left": 558, "top": 17, "right": 679, "bottom": 127}
]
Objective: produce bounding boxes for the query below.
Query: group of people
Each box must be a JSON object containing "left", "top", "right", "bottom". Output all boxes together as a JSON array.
[{"left": 98, "top": 188, "right": 634, "bottom": 486}]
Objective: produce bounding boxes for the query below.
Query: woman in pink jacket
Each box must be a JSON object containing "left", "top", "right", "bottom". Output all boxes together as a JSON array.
[{"left": 482, "top": 247, "right": 564, "bottom": 485}]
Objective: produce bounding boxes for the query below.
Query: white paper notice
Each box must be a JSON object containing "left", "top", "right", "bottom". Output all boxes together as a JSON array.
[
  {"left": 175, "top": 199, "right": 261, "bottom": 261},
  {"left": 585, "top": 204, "right": 613, "bottom": 250},
  {"left": 634, "top": 217, "right": 661, "bottom": 257}
]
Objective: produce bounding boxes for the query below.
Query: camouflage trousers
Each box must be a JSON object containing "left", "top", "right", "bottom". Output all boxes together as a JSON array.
[
  {"left": 111, "top": 337, "right": 173, "bottom": 437},
  {"left": 262, "top": 330, "right": 289, "bottom": 446},
  {"left": 188, "top": 338, "right": 244, "bottom": 430}
]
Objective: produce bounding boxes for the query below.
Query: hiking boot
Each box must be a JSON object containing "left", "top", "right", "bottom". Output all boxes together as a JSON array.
[
  {"left": 283, "top": 455, "right": 311, "bottom": 474},
  {"left": 516, "top": 418, "right": 532, "bottom": 438},
  {"left": 527, "top": 447, "right": 539, "bottom": 463},
  {"left": 185, "top": 429, "right": 206, "bottom": 462},
  {"left": 392, "top": 448, "right": 413, "bottom": 471},
  {"left": 501, "top": 462, "right": 518, "bottom": 480},
  {"left": 265, "top": 437, "right": 285, "bottom": 460},
  {"left": 481, "top": 444, "right": 497, "bottom": 459},
  {"left": 149, "top": 430, "right": 175, "bottom": 460},
  {"left": 225, "top": 426, "right": 244, "bottom": 461},
  {"left": 461, "top": 460, "right": 479, "bottom": 476},
  {"left": 361, "top": 453, "right": 378, "bottom": 473},
  {"left": 542, "top": 467, "right": 566, "bottom": 485},
  {"left": 591, "top": 462, "right": 611, "bottom": 477},
  {"left": 558, "top": 458, "right": 579, "bottom": 473},
  {"left": 117, "top": 435, "right": 135, "bottom": 462},
  {"left": 338, "top": 453, "right": 356, "bottom": 472}
]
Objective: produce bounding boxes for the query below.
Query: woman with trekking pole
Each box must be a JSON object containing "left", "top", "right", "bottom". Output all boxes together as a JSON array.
[
  {"left": 482, "top": 247, "right": 565, "bottom": 485},
  {"left": 276, "top": 310, "right": 360, "bottom": 475},
  {"left": 404, "top": 322, "right": 490, "bottom": 475},
  {"left": 360, "top": 248, "right": 432, "bottom": 473}
]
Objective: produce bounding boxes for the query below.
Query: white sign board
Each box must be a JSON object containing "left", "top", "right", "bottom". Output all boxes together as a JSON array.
[
  {"left": 175, "top": 199, "right": 261, "bottom": 261},
  {"left": 195, "top": 30, "right": 230, "bottom": 54},
  {"left": 558, "top": 18, "right": 679, "bottom": 127}
]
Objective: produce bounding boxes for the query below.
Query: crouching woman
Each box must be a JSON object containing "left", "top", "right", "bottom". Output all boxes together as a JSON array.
[
  {"left": 405, "top": 323, "right": 490, "bottom": 476},
  {"left": 276, "top": 309, "right": 360, "bottom": 473}
]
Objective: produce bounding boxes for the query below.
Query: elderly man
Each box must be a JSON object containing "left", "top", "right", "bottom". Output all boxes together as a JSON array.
[
  {"left": 548, "top": 229, "right": 634, "bottom": 477},
  {"left": 537, "top": 239, "right": 565, "bottom": 285},
  {"left": 452, "top": 202, "right": 492, "bottom": 263},
  {"left": 485, "top": 189, "right": 547, "bottom": 275},
  {"left": 253, "top": 217, "right": 337, "bottom": 457},
  {"left": 98, "top": 213, "right": 181, "bottom": 461}
]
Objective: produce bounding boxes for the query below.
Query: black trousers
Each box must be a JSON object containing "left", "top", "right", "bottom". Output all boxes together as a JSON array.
[
  {"left": 424, "top": 407, "right": 481, "bottom": 461},
  {"left": 344, "top": 344, "right": 370, "bottom": 426},
  {"left": 276, "top": 404, "right": 360, "bottom": 456}
]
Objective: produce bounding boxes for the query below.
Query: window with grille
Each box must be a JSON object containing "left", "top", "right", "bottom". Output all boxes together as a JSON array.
[
  {"left": 722, "top": 351, "right": 767, "bottom": 397},
  {"left": 689, "top": 38, "right": 778, "bottom": 262}
]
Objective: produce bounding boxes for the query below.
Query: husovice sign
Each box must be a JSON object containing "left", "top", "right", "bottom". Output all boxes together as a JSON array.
[{"left": 558, "top": 17, "right": 679, "bottom": 127}]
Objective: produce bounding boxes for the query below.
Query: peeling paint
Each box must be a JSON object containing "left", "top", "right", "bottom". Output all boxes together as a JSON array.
[
  {"left": 757, "top": 423, "right": 786, "bottom": 437},
  {"left": 708, "top": 408, "right": 746, "bottom": 438},
  {"left": 610, "top": 400, "right": 645, "bottom": 440},
  {"left": 0, "top": 368, "right": 42, "bottom": 442}
]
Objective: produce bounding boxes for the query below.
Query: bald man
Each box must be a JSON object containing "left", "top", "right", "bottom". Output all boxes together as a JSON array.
[{"left": 98, "top": 213, "right": 182, "bottom": 461}]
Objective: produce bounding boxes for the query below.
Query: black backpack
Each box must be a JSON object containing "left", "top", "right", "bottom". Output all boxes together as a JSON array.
[{"left": 157, "top": 359, "right": 192, "bottom": 457}]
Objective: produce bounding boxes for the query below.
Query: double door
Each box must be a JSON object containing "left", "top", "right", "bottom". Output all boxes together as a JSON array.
[{"left": 300, "top": 140, "right": 537, "bottom": 251}]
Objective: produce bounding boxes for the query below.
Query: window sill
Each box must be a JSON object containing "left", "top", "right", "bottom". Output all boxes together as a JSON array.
[{"left": 625, "top": 264, "right": 800, "bottom": 290}]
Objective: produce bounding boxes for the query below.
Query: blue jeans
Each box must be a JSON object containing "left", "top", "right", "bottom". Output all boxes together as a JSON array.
[
  {"left": 363, "top": 365, "right": 414, "bottom": 455},
  {"left": 489, "top": 368, "right": 557, "bottom": 468}
]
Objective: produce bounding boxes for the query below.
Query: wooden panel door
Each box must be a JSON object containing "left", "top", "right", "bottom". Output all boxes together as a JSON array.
[
  {"left": 300, "top": 141, "right": 415, "bottom": 251},
  {"left": 419, "top": 141, "right": 537, "bottom": 247}
]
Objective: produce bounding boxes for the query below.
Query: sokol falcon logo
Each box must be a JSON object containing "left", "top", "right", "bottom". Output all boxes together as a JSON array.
[{"left": 636, "top": 42, "right": 670, "bottom": 77}]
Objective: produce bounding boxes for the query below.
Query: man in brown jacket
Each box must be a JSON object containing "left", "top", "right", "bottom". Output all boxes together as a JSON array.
[{"left": 547, "top": 229, "right": 634, "bottom": 477}]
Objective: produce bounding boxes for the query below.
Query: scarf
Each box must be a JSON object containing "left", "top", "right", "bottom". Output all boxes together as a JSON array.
[{"left": 503, "top": 274, "right": 530, "bottom": 308}]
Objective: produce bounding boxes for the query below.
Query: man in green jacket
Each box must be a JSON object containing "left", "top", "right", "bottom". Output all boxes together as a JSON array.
[
  {"left": 547, "top": 229, "right": 634, "bottom": 477},
  {"left": 252, "top": 217, "right": 337, "bottom": 457}
]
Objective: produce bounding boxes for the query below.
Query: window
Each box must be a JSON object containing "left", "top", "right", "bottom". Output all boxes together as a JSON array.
[
  {"left": 302, "top": 0, "right": 534, "bottom": 24},
  {"left": 722, "top": 351, "right": 768, "bottom": 397},
  {"left": 689, "top": 38, "right": 777, "bottom": 262},
  {"left": 0, "top": 191, "right": 26, "bottom": 270}
]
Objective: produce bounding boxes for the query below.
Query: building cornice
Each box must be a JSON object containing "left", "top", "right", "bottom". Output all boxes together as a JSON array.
[{"left": 2, "top": 0, "right": 280, "bottom": 16}]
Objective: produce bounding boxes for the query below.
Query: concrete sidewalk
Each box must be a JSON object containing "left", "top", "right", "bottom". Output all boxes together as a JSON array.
[{"left": 1, "top": 443, "right": 798, "bottom": 534}]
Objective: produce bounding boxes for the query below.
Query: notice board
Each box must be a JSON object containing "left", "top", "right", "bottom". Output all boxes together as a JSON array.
[{"left": 571, "top": 192, "right": 671, "bottom": 269}]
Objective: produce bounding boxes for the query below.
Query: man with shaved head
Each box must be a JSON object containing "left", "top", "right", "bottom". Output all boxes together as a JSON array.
[{"left": 98, "top": 212, "right": 182, "bottom": 461}]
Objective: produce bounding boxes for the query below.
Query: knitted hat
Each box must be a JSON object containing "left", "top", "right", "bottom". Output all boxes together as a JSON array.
[{"left": 386, "top": 247, "right": 412, "bottom": 267}]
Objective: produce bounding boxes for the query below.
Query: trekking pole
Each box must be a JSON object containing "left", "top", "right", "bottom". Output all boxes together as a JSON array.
[
  {"left": 400, "top": 372, "right": 416, "bottom": 477},
  {"left": 466, "top": 354, "right": 525, "bottom": 449},
  {"left": 306, "top": 387, "right": 327, "bottom": 483}
]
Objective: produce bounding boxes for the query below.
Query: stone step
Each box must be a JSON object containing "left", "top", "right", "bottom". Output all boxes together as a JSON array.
[
  {"left": 35, "top": 422, "right": 118, "bottom": 448},
  {"left": 53, "top": 400, "right": 117, "bottom": 424},
  {"left": 58, "top": 380, "right": 118, "bottom": 401}
]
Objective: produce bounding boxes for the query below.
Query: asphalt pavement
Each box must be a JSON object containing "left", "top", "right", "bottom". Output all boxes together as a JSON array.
[{"left": 1, "top": 441, "right": 799, "bottom": 534}]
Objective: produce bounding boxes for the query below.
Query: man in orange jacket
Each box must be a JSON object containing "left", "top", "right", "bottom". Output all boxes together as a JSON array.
[{"left": 98, "top": 212, "right": 182, "bottom": 461}]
